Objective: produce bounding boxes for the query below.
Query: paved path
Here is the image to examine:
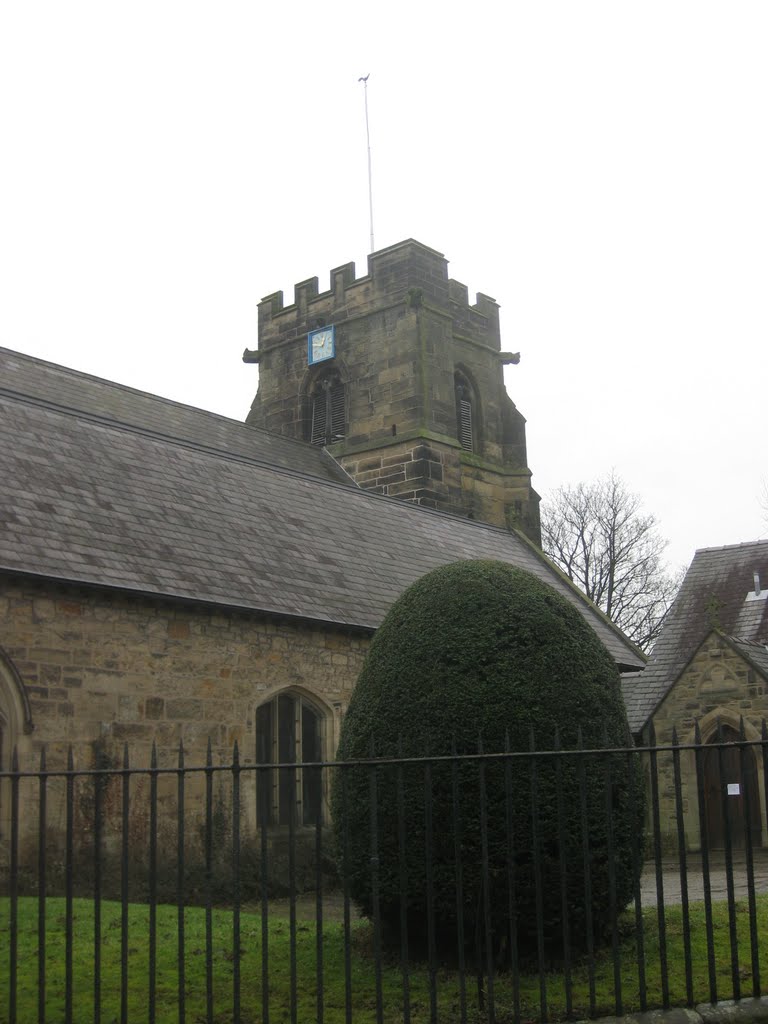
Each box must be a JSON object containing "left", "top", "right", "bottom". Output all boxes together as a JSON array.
[{"left": 641, "top": 849, "right": 768, "bottom": 906}]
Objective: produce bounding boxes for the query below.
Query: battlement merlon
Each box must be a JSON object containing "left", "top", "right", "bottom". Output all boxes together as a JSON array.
[{"left": 250, "top": 239, "right": 503, "bottom": 355}]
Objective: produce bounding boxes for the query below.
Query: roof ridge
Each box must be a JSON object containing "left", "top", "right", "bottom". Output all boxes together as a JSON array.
[{"left": 694, "top": 539, "right": 768, "bottom": 555}]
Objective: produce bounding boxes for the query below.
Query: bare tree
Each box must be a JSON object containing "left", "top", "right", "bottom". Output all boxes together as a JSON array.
[{"left": 541, "top": 471, "right": 683, "bottom": 652}]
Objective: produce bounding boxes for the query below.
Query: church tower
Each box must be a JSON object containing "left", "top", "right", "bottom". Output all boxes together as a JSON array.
[{"left": 244, "top": 239, "right": 541, "bottom": 544}]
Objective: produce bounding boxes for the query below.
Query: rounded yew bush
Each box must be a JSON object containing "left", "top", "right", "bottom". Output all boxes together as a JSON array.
[{"left": 331, "top": 559, "right": 643, "bottom": 960}]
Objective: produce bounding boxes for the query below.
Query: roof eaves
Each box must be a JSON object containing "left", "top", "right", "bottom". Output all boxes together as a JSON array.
[
  {"left": 0, "top": 566, "right": 379, "bottom": 635},
  {"left": 630, "top": 627, "right": 768, "bottom": 734},
  {"left": 722, "top": 634, "right": 768, "bottom": 682},
  {"left": 637, "top": 628, "right": 722, "bottom": 730}
]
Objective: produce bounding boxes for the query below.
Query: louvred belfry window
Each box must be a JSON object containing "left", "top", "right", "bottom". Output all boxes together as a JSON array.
[
  {"left": 310, "top": 373, "right": 345, "bottom": 446},
  {"left": 455, "top": 372, "right": 475, "bottom": 453},
  {"left": 458, "top": 397, "right": 473, "bottom": 452}
]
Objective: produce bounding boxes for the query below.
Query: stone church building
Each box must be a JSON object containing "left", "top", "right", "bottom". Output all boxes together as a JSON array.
[
  {"left": 622, "top": 540, "right": 768, "bottom": 849},
  {"left": 0, "top": 239, "right": 645, "bottom": 843}
]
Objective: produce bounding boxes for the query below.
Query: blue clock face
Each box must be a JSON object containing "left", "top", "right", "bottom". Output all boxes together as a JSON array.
[{"left": 308, "top": 326, "right": 335, "bottom": 365}]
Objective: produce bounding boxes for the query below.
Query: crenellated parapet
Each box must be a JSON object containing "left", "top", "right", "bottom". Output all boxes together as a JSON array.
[{"left": 248, "top": 239, "right": 502, "bottom": 360}]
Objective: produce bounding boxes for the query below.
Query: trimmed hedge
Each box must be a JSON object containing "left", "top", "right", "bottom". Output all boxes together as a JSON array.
[{"left": 331, "top": 559, "right": 643, "bottom": 960}]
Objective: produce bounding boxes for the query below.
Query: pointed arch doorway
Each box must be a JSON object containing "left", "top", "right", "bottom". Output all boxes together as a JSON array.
[{"left": 702, "top": 724, "right": 761, "bottom": 848}]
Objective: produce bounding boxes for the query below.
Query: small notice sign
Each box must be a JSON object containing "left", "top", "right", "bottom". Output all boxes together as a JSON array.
[{"left": 727, "top": 783, "right": 741, "bottom": 796}]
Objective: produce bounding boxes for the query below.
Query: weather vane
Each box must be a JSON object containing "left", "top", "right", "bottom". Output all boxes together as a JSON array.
[{"left": 358, "top": 74, "right": 374, "bottom": 253}]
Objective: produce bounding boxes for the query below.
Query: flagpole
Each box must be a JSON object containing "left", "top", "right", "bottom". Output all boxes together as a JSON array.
[{"left": 359, "top": 74, "right": 374, "bottom": 253}]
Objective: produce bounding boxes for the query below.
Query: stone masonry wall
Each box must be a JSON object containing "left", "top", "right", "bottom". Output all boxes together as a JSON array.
[
  {"left": 340, "top": 439, "right": 537, "bottom": 533},
  {"left": 0, "top": 575, "right": 370, "bottom": 876},
  {"left": 1, "top": 576, "right": 369, "bottom": 773}
]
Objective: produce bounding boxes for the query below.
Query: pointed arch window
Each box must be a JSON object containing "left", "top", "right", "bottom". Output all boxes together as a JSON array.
[
  {"left": 256, "top": 691, "right": 325, "bottom": 826},
  {"left": 309, "top": 371, "right": 346, "bottom": 446},
  {"left": 454, "top": 371, "right": 475, "bottom": 453},
  {"left": 0, "top": 648, "right": 32, "bottom": 839},
  {"left": 0, "top": 709, "right": 6, "bottom": 837}
]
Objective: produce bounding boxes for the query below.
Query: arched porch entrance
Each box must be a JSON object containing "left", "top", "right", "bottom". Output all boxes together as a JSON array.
[{"left": 702, "top": 724, "right": 762, "bottom": 848}]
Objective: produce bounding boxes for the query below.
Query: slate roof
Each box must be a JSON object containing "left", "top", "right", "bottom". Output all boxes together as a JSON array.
[
  {"left": 622, "top": 541, "right": 768, "bottom": 732},
  {"left": 0, "top": 347, "right": 351, "bottom": 485},
  {"left": 0, "top": 347, "right": 644, "bottom": 671},
  {"left": 729, "top": 638, "right": 768, "bottom": 682}
]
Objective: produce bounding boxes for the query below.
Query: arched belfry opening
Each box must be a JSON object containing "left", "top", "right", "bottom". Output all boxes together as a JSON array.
[
  {"left": 307, "top": 369, "right": 346, "bottom": 446},
  {"left": 454, "top": 369, "right": 479, "bottom": 454}
]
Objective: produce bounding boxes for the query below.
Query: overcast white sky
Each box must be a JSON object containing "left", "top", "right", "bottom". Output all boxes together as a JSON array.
[{"left": 1, "top": 2, "right": 765, "bottom": 572}]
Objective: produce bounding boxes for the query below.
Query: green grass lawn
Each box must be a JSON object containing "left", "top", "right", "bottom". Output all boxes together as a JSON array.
[{"left": 1, "top": 893, "right": 766, "bottom": 1023}]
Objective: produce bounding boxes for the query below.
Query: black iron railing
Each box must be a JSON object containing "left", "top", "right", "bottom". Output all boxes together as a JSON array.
[{"left": 2, "top": 723, "right": 768, "bottom": 1023}]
